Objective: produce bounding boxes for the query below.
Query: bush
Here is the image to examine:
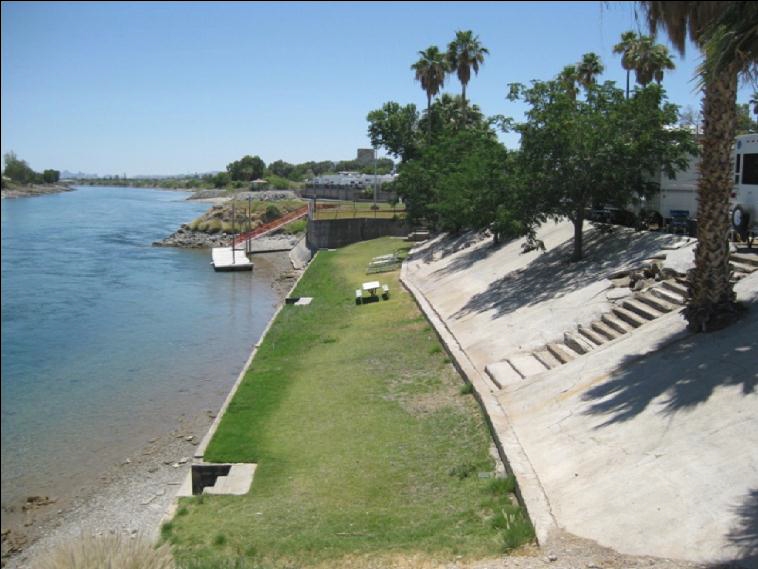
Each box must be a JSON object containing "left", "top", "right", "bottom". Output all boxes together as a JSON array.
[{"left": 263, "top": 205, "right": 281, "bottom": 222}]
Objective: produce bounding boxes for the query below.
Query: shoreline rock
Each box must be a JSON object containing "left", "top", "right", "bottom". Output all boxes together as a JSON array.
[{"left": 152, "top": 225, "right": 234, "bottom": 248}]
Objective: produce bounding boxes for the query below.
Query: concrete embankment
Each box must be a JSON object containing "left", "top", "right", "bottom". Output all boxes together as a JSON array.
[{"left": 402, "top": 221, "right": 758, "bottom": 567}]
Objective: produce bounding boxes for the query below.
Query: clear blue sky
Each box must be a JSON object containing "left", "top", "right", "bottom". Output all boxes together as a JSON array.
[{"left": 1, "top": 1, "right": 754, "bottom": 177}]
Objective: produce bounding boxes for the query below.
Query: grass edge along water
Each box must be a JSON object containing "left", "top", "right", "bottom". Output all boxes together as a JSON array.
[{"left": 164, "top": 237, "right": 533, "bottom": 568}]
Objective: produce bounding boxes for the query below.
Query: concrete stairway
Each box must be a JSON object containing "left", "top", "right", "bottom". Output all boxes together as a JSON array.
[
  {"left": 485, "top": 278, "right": 688, "bottom": 389},
  {"left": 202, "top": 463, "right": 257, "bottom": 495}
]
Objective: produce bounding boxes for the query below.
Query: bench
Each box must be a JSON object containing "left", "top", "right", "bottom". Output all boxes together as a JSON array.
[
  {"left": 355, "top": 289, "right": 362, "bottom": 305},
  {"left": 381, "top": 284, "right": 390, "bottom": 300}
]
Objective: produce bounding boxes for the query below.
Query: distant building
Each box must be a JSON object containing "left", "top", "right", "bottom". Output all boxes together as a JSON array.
[{"left": 356, "top": 148, "right": 375, "bottom": 166}]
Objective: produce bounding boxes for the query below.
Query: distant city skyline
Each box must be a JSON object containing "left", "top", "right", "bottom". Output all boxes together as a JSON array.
[{"left": 2, "top": 1, "right": 755, "bottom": 176}]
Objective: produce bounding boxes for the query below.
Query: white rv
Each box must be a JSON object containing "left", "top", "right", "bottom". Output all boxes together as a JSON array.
[
  {"left": 731, "top": 133, "right": 758, "bottom": 240},
  {"left": 634, "top": 133, "right": 757, "bottom": 239}
]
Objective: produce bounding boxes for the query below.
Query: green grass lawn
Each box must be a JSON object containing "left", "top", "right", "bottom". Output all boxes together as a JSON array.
[{"left": 166, "top": 238, "right": 532, "bottom": 568}]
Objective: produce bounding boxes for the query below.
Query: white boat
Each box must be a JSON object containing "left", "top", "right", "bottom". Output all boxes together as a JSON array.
[{"left": 211, "top": 247, "right": 253, "bottom": 272}]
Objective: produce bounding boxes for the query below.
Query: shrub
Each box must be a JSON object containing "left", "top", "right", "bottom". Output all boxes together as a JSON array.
[
  {"left": 263, "top": 205, "right": 281, "bottom": 222},
  {"left": 37, "top": 535, "right": 175, "bottom": 569}
]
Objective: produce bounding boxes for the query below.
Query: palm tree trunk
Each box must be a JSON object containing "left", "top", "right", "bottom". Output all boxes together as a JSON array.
[
  {"left": 685, "top": 62, "right": 740, "bottom": 332},
  {"left": 427, "top": 92, "right": 433, "bottom": 142},
  {"left": 461, "top": 82, "right": 467, "bottom": 125},
  {"left": 626, "top": 70, "right": 630, "bottom": 99}
]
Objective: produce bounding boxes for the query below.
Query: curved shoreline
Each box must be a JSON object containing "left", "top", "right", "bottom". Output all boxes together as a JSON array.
[{"left": 0, "top": 184, "right": 74, "bottom": 199}]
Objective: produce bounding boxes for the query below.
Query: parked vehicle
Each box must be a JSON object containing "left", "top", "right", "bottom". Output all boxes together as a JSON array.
[
  {"left": 730, "top": 133, "right": 758, "bottom": 242},
  {"left": 591, "top": 133, "right": 757, "bottom": 242}
]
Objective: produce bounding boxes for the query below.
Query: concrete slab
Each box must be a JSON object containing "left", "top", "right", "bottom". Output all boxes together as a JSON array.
[
  {"left": 485, "top": 361, "right": 524, "bottom": 388},
  {"left": 403, "top": 222, "right": 758, "bottom": 567},
  {"left": 497, "top": 274, "right": 758, "bottom": 565}
]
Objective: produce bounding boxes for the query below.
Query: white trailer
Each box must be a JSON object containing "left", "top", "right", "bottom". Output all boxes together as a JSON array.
[{"left": 730, "top": 133, "right": 758, "bottom": 242}]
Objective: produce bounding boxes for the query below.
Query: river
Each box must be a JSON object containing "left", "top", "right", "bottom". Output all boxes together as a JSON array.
[{"left": 1, "top": 186, "right": 287, "bottom": 547}]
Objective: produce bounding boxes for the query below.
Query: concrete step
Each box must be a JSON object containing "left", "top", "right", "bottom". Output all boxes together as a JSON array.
[
  {"left": 662, "top": 279, "right": 689, "bottom": 298},
  {"left": 635, "top": 292, "right": 677, "bottom": 314},
  {"left": 547, "top": 343, "right": 579, "bottom": 364},
  {"left": 485, "top": 361, "right": 524, "bottom": 389},
  {"left": 203, "top": 464, "right": 256, "bottom": 496},
  {"left": 621, "top": 298, "right": 661, "bottom": 320},
  {"left": 564, "top": 331, "right": 596, "bottom": 355},
  {"left": 507, "top": 353, "right": 550, "bottom": 379},
  {"left": 610, "top": 307, "right": 645, "bottom": 329},
  {"left": 577, "top": 325, "right": 607, "bottom": 346},
  {"left": 650, "top": 286, "right": 685, "bottom": 306},
  {"left": 591, "top": 319, "right": 620, "bottom": 341},
  {"left": 731, "top": 252, "right": 758, "bottom": 268},
  {"left": 533, "top": 349, "right": 563, "bottom": 370},
  {"left": 601, "top": 313, "right": 633, "bottom": 335},
  {"left": 731, "top": 261, "right": 757, "bottom": 274}
]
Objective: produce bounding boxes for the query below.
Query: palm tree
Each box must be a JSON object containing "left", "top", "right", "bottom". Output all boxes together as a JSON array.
[
  {"left": 634, "top": 36, "right": 677, "bottom": 86},
  {"left": 446, "top": 30, "right": 489, "bottom": 122},
  {"left": 411, "top": 46, "right": 449, "bottom": 141},
  {"left": 576, "top": 52, "right": 605, "bottom": 91},
  {"left": 614, "top": 30, "right": 640, "bottom": 98},
  {"left": 614, "top": 32, "right": 677, "bottom": 97},
  {"left": 641, "top": 0, "right": 758, "bottom": 331}
]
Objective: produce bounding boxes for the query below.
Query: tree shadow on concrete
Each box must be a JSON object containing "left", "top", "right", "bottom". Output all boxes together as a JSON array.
[
  {"left": 722, "top": 488, "right": 758, "bottom": 569},
  {"left": 452, "top": 227, "right": 677, "bottom": 320},
  {"left": 410, "top": 230, "right": 492, "bottom": 267},
  {"left": 581, "top": 297, "right": 757, "bottom": 428}
]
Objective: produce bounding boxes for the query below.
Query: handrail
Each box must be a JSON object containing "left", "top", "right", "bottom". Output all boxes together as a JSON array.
[{"left": 233, "top": 206, "right": 308, "bottom": 246}]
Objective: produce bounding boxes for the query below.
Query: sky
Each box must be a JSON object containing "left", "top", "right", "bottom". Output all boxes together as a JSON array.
[{"left": 1, "top": 1, "right": 755, "bottom": 177}]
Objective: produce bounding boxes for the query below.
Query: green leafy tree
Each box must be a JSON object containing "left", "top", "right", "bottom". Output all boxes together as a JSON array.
[
  {"left": 3, "top": 152, "right": 37, "bottom": 184},
  {"left": 641, "top": 0, "right": 758, "bottom": 331},
  {"left": 367, "top": 102, "right": 421, "bottom": 163},
  {"left": 509, "top": 79, "right": 696, "bottom": 261},
  {"left": 226, "top": 155, "right": 266, "bottom": 181},
  {"left": 42, "top": 169, "right": 60, "bottom": 183},
  {"left": 419, "top": 93, "right": 487, "bottom": 136},
  {"left": 268, "top": 160, "right": 296, "bottom": 179},
  {"left": 411, "top": 45, "right": 449, "bottom": 140},
  {"left": 212, "top": 171, "right": 230, "bottom": 188},
  {"left": 446, "top": 30, "right": 489, "bottom": 121}
]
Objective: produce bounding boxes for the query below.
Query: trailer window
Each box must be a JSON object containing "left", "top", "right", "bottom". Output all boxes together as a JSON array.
[{"left": 742, "top": 153, "right": 758, "bottom": 185}]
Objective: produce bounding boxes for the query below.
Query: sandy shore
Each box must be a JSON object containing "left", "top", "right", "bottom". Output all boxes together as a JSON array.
[
  {"left": 2, "top": 251, "right": 302, "bottom": 568},
  {"left": 1, "top": 184, "right": 73, "bottom": 199}
]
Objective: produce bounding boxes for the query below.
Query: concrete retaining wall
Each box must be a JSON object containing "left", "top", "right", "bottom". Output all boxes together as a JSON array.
[{"left": 306, "top": 218, "right": 409, "bottom": 249}]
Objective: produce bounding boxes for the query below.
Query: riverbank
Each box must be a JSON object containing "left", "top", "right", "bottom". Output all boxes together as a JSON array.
[
  {"left": 3, "top": 250, "right": 302, "bottom": 568},
  {"left": 0, "top": 183, "right": 73, "bottom": 199}
]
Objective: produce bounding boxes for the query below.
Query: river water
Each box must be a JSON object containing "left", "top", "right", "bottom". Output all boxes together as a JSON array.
[{"left": 1, "top": 186, "right": 283, "bottom": 523}]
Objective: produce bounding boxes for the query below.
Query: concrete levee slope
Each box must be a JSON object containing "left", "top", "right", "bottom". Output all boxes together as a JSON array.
[{"left": 403, "top": 221, "right": 758, "bottom": 567}]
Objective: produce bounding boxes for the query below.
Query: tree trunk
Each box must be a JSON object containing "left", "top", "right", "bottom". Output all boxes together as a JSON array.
[
  {"left": 461, "top": 82, "right": 467, "bottom": 125},
  {"left": 685, "top": 62, "right": 740, "bottom": 332},
  {"left": 427, "top": 92, "right": 433, "bottom": 142},
  {"left": 626, "top": 70, "right": 630, "bottom": 99},
  {"left": 572, "top": 209, "right": 584, "bottom": 262}
]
